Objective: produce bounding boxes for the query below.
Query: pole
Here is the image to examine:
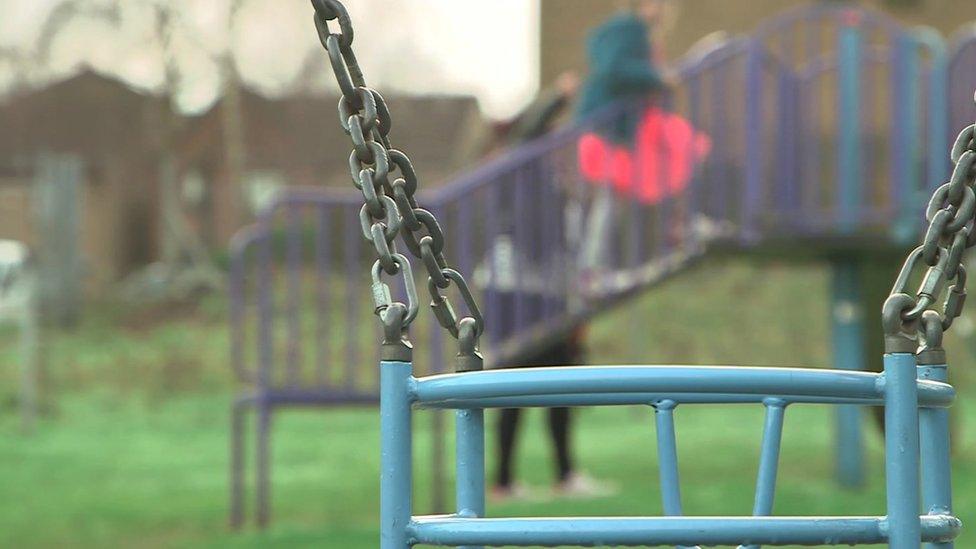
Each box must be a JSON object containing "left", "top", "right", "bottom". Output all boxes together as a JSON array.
[{"left": 831, "top": 259, "right": 865, "bottom": 488}]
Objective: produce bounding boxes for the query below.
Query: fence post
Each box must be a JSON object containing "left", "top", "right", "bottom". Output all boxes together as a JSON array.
[{"left": 32, "top": 153, "right": 83, "bottom": 327}]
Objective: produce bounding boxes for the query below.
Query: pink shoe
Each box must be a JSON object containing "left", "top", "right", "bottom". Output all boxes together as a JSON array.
[{"left": 489, "top": 483, "right": 533, "bottom": 503}]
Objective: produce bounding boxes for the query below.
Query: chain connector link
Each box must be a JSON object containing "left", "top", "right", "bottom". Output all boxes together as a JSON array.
[
  {"left": 883, "top": 293, "right": 920, "bottom": 354},
  {"left": 917, "top": 310, "right": 946, "bottom": 365},
  {"left": 455, "top": 317, "right": 484, "bottom": 373},
  {"left": 371, "top": 255, "right": 418, "bottom": 326},
  {"left": 380, "top": 302, "right": 413, "bottom": 363},
  {"left": 942, "top": 266, "right": 967, "bottom": 330}
]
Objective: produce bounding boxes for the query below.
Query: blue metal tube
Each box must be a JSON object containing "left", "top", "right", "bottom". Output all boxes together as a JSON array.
[
  {"left": 456, "top": 407, "right": 485, "bottom": 549},
  {"left": 416, "top": 392, "right": 910, "bottom": 409},
  {"left": 831, "top": 260, "right": 865, "bottom": 488},
  {"left": 919, "top": 362, "right": 953, "bottom": 549},
  {"left": 654, "top": 401, "right": 684, "bottom": 516},
  {"left": 884, "top": 352, "right": 921, "bottom": 548},
  {"left": 914, "top": 27, "right": 949, "bottom": 192},
  {"left": 837, "top": 23, "right": 863, "bottom": 232},
  {"left": 655, "top": 401, "right": 699, "bottom": 549},
  {"left": 412, "top": 366, "right": 954, "bottom": 408},
  {"left": 380, "top": 361, "right": 413, "bottom": 549},
  {"left": 407, "top": 515, "right": 960, "bottom": 547},
  {"left": 738, "top": 400, "right": 787, "bottom": 549}
]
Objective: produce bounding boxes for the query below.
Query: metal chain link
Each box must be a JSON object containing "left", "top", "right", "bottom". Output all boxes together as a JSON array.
[
  {"left": 310, "top": 0, "right": 484, "bottom": 365},
  {"left": 884, "top": 90, "right": 976, "bottom": 358}
]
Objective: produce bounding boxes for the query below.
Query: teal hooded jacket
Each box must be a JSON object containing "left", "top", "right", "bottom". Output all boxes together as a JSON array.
[{"left": 576, "top": 13, "right": 665, "bottom": 144}]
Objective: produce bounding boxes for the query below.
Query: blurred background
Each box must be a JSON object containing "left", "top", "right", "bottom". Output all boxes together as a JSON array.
[{"left": 0, "top": 0, "right": 975, "bottom": 547}]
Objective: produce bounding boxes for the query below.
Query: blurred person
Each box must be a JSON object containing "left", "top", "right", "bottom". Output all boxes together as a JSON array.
[
  {"left": 577, "top": 0, "right": 711, "bottom": 270},
  {"left": 475, "top": 71, "right": 615, "bottom": 501}
]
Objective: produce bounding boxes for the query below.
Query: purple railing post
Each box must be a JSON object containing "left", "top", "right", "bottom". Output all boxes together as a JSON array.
[
  {"left": 743, "top": 39, "right": 764, "bottom": 240},
  {"left": 257, "top": 227, "right": 274, "bottom": 389},
  {"left": 344, "top": 204, "right": 360, "bottom": 391},
  {"left": 286, "top": 203, "right": 303, "bottom": 387},
  {"left": 315, "top": 205, "right": 332, "bottom": 387}
]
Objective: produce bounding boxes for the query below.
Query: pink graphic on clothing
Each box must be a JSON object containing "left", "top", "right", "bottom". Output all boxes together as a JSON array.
[{"left": 578, "top": 107, "right": 712, "bottom": 204}]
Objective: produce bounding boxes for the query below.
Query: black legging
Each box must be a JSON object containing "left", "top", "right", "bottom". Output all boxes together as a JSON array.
[
  {"left": 497, "top": 405, "right": 572, "bottom": 487},
  {"left": 494, "top": 331, "right": 584, "bottom": 488}
]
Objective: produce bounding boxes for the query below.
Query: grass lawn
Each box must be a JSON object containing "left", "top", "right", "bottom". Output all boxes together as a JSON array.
[{"left": 1, "top": 259, "right": 974, "bottom": 548}]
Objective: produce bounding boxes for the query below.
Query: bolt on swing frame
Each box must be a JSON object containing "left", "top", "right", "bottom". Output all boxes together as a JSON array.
[{"left": 309, "top": 1, "right": 969, "bottom": 546}]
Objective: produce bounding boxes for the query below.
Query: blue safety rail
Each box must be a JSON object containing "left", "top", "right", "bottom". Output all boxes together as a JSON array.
[{"left": 379, "top": 359, "right": 958, "bottom": 547}]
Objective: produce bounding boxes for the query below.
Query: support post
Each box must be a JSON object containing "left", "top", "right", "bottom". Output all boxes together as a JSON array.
[
  {"left": 739, "top": 399, "right": 787, "bottom": 549},
  {"left": 456, "top": 407, "right": 485, "bottom": 549},
  {"left": 381, "top": 360, "right": 413, "bottom": 549},
  {"left": 831, "top": 259, "right": 865, "bottom": 488},
  {"left": 884, "top": 352, "right": 921, "bottom": 548},
  {"left": 456, "top": 321, "right": 486, "bottom": 549},
  {"left": 919, "top": 361, "right": 953, "bottom": 549},
  {"left": 838, "top": 21, "right": 863, "bottom": 232},
  {"left": 654, "top": 401, "right": 698, "bottom": 549}
]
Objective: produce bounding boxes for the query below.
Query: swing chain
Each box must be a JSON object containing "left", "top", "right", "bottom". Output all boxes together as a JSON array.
[
  {"left": 884, "top": 94, "right": 976, "bottom": 358},
  {"left": 311, "top": 0, "right": 484, "bottom": 366}
]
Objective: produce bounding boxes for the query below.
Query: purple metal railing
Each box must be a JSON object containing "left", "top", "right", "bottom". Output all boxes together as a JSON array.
[{"left": 230, "top": 3, "right": 962, "bottom": 397}]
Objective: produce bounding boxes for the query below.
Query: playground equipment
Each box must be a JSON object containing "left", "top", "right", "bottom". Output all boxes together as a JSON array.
[
  {"left": 308, "top": 0, "right": 969, "bottom": 546},
  {"left": 228, "top": 0, "right": 976, "bottom": 534}
]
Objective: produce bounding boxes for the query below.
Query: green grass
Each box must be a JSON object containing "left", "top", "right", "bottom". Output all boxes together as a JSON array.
[{"left": 1, "top": 258, "right": 975, "bottom": 548}]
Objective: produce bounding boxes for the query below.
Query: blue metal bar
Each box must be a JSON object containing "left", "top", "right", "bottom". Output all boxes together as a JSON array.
[
  {"left": 654, "top": 401, "right": 684, "bottom": 516},
  {"left": 456, "top": 407, "right": 485, "bottom": 549},
  {"left": 415, "top": 391, "right": 934, "bottom": 409},
  {"left": 914, "top": 28, "right": 949, "bottom": 193},
  {"left": 738, "top": 399, "right": 787, "bottom": 549},
  {"left": 407, "top": 515, "right": 959, "bottom": 547},
  {"left": 919, "top": 361, "right": 953, "bottom": 549},
  {"left": 831, "top": 260, "right": 865, "bottom": 488},
  {"left": 884, "top": 352, "right": 921, "bottom": 548},
  {"left": 837, "top": 23, "right": 863, "bottom": 232},
  {"left": 380, "top": 361, "right": 413, "bottom": 549},
  {"left": 891, "top": 34, "right": 921, "bottom": 241},
  {"left": 412, "top": 366, "right": 954, "bottom": 407},
  {"left": 655, "top": 401, "right": 699, "bottom": 549}
]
